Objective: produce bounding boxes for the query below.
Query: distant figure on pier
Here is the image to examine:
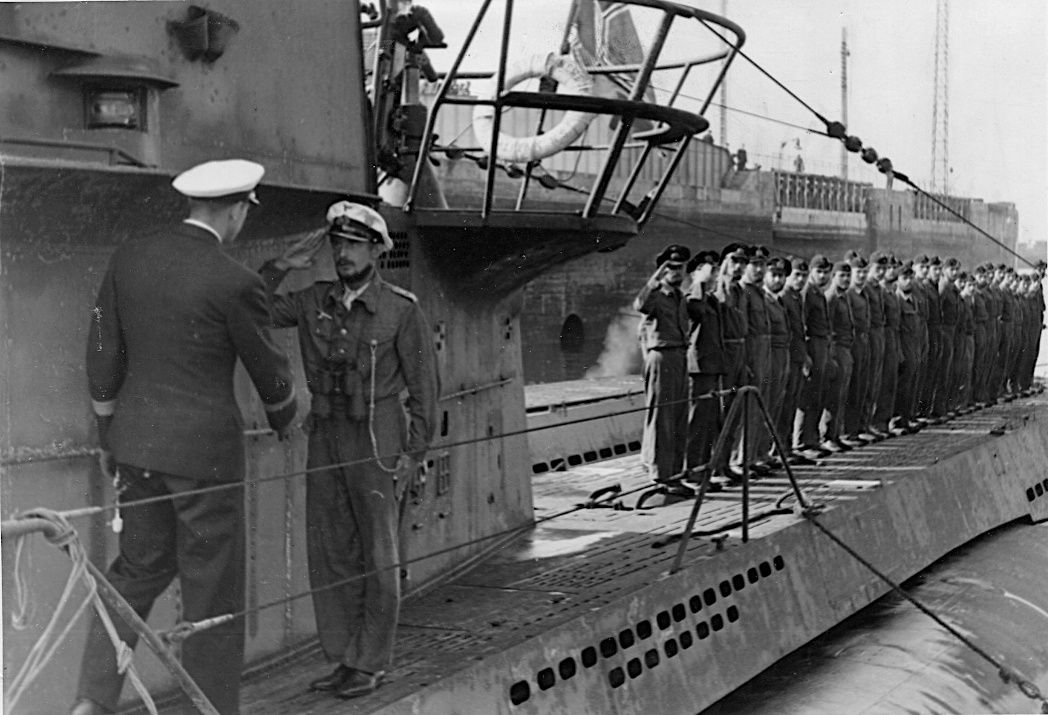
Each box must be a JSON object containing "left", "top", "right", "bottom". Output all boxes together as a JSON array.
[{"left": 735, "top": 147, "right": 748, "bottom": 171}]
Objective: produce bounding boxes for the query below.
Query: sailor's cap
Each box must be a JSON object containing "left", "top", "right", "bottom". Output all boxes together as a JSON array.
[
  {"left": 847, "top": 254, "right": 869, "bottom": 269},
  {"left": 789, "top": 256, "right": 809, "bottom": 273},
  {"left": 929, "top": 256, "right": 942, "bottom": 267},
  {"left": 945, "top": 257, "right": 961, "bottom": 269},
  {"left": 869, "top": 251, "right": 890, "bottom": 266},
  {"left": 326, "top": 201, "right": 393, "bottom": 252},
  {"left": 914, "top": 254, "right": 930, "bottom": 265},
  {"left": 767, "top": 256, "right": 791, "bottom": 274},
  {"left": 810, "top": 254, "right": 832, "bottom": 271},
  {"left": 172, "top": 159, "right": 264, "bottom": 204},
  {"left": 832, "top": 261, "right": 852, "bottom": 274}
]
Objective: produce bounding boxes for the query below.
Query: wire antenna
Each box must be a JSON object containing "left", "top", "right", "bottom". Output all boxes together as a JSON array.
[{"left": 930, "top": 0, "right": 950, "bottom": 193}]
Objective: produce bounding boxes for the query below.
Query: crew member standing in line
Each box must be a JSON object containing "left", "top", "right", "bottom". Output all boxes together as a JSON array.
[
  {"left": 822, "top": 261, "right": 854, "bottom": 453},
  {"left": 684, "top": 250, "right": 726, "bottom": 485},
  {"left": 993, "top": 265, "right": 1015, "bottom": 398},
  {"left": 261, "top": 202, "right": 439, "bottom": 699},
  {"left": 714, "top": 245, "right": 750, "bottom": 478},
  {"left": 73, "top": 160, "right": 299, "bottom": 715},
  {"left": 894, "top": 262, "right": 922, "bottom": 432},
  {"left": 761, "top": 257, "right": 791, "bottom": 466},
  {"left": 971, "top": 265, "right": 991, "bottom": 404},
  {"left": 935, "top": 257, "right": 962, "bottom": 418},
  {"left": 863, "top": 253, "right": 888, "bottom": 437},
  {"left": 918, "top": 257, "right": 944, "bottom": 418},
  {"left": 843, "top": 254, "right": 870, "bottom": 444},
  {"left": 797, "top": 255, "right": 834, "bottom": 458},
  {"left": 779, "top": 257, "right": 813, "bottom": 465},
  {"left": 911, "top": 255, "right": 932, "bottom": 418},
  {"left": 738, "top": 245, "right": 772, "bottom": 475},
  {"left": 953, "top": 271, "right": 976, "bottom": 409},
  {"left": 634, "top": 244, "right": 691, "bottom": 483},
  {"left": 873, "top": 256, "right": 901, "bottom": 435}
]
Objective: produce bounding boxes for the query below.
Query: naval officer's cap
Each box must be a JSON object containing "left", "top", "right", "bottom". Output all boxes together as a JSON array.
[
  {"left": 686, "top": 250, "right": 721, "bottom": 273},
  {"left": 326, "top": 201, "right": 393, "bottom": 252},
  {"left": 172, "top": 159, "right": 263, "bottom": 205},
  {"left": 748, "top": 245, "right": 770, "bottom": 263},
  {"left": 655, "top": 244, "right": 691, "bottom": 268}
]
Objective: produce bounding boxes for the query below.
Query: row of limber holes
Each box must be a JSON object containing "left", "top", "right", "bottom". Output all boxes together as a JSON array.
[
  {"left": 532, "top": 441, "right": 642, "bottom": 475},
  {"left": 1026, "top": 478, "right": 1048, "bottom": 502},
  {"left": 509, "top": 555, "right": 786, "bottom": 706}
]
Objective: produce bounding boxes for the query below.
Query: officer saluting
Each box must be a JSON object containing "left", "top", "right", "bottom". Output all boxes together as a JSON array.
[
  {"left": 74, "top": 160, "right": 298, "bottom": 715},
  {"left": 261, "top": 202, "right": 439, "bottom": 699},
  {"left": 634, "top": 244, "right": 690, "bottom": 484}
]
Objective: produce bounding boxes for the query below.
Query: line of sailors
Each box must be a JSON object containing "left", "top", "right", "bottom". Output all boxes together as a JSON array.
[{"left": 634, "top": 243, "right": 1047, "bottom": 491}]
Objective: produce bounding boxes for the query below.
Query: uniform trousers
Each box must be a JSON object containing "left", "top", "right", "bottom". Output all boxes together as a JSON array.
[
  {"left": 953, "top": 334, "right": 975, "bottom": 406},
  {"left": 77, "top": 466, "right": 246, "bottom": 715},
  {"left": 798, "top": 337, "right": 831, "bottom": 448},
  {"left": 972, "top": 323, "right": 990, "bottom": 402},
  {"left": 823, "top": 344, "right": 853, "bottom": 440},
  {"left": 979, "top": 324, "right": 999, "bottom": 400},
  {"left": 872, "top": 329, "right": 899, "bottom": 431},
  {"left": 641, "top": 347, "right": 687, "bottom": 480},
  {"left": 306, "top": 400, "right": 405, "bottom": 675},
  {"left": 864, "top": 327, "right": 885, "bottom": 429},
  {"left": 1007, "top": 327, "right": 1025, "bottom": 392},
  {"left": 992, "top": 329, "right": 1012, "bottom": 396},
  {"left": 735, "top": 334, "right": 770, "bottom": 464},
  {"left": 779, "top": 359, "right": 807, "bottom": 454},
  {"left": 896, "top": 334, "right": 921, "bottom": 423},
  {"left": 917, "top": 325, "right": 941, "bottom": 416},
  {"left": 686, "top": 373, "right": 723, "bottom": 471},
  {"left": 933, "top": 325, "right": 957, "bottom": 415},
  {"left": 757, "top": 347, "right": 789, "bottom": 458},
  {"left": 844, "top": 333, "right": 869, "bottom": 436}
]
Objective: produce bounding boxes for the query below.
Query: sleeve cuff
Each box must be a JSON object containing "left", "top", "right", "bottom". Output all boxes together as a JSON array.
[{"left": 92, "top": 398, "right": 116, "bottom": 417}]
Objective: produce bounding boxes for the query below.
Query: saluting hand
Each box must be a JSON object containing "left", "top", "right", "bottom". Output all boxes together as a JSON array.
[{"left": 276, "top": 229, "right": 327, "bottom": 271}]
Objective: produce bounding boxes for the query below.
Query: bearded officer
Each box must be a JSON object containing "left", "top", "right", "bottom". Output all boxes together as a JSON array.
[
  {"left": 634, "top": 244, "right": 690, "bottom": 483},
  {"left": 73, "top": 160, "right": 298, "bottom": 715},
  {"left": 260, "top": 202, "right": 439, "bottom": 699}
]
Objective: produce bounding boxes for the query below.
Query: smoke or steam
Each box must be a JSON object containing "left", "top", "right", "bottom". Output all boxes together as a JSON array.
[{"left": 586, "top": 308, "right": 642, "bottom": 379}]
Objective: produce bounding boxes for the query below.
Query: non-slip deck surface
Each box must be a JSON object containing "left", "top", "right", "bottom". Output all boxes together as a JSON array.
[{"left": 143, "top": 394, "right": 1044, "bottom": 714}]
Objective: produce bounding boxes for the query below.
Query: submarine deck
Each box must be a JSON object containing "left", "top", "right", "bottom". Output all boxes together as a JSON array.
[{"left": 148, "top": 391, "right": 1047, "bottom": 715}]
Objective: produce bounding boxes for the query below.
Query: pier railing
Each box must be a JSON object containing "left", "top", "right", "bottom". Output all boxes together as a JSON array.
[{"left": 773, "top": 170, "right": 869, "bottom": 213}]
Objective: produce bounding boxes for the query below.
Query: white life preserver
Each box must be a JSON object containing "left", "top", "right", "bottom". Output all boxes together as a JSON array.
[{"left": 472, "top": 53, "right": 595, "bottom": 164}]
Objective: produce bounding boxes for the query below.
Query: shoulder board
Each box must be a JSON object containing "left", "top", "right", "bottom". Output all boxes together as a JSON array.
[{"left": 386, "top": 283, "right": 418, "bottom": 302}]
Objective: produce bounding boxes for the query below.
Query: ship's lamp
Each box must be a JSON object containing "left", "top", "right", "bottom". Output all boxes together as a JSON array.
[{"left": 85, "top": 89, "right": 144, "bottom": 130}]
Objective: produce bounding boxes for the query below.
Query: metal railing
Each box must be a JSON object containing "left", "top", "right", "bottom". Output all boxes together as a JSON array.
[
  {"left": 404, "top": 0, "right": 746, "bottom": 225},
  {"left": 774, "top": 170, "right": 869, "bottom": 213}
]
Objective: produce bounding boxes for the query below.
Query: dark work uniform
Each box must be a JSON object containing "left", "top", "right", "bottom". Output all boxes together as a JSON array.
[
  {"left": 635, "top": 279, "right": 689, "bottom": 480},
  {"left": 760, "top": 290, "right": 790, "bottom": 457},
  {"left": 686, "top": 290, "right": 726, "bottom": 470},
  {"left": 919, "top": 279, "right": 943, "bottom": 415},
  {"left": 739, "top": 280, "right": 772, "bottom": 463},
  {"left": 863, "top": 282, "right": 886, "bottom": 430},
  {"left": 779, "top": 285, "right": 808, "bottom": 453},
  {"left": 971, "top": 289, "right": 990, "bottom": 403},
  {"left": 717, "top": 279, "right": 748, "bottom": 408},
  {"left": 262, "top": 263, "right": 439, "bottom": 675},
  {"left": 825, "top": 286, "right": 854, "bottom": 441},
  {"left": 911, "top": 282, "right": 930, "bottom": 417},
  {"left": 952, "top": 294, "right": 975, "bottom": 406},
  {"left": 895, "top": 288, "right": 922, "bottom": 423},
  {"left": 81, "top": 222, "right": 298, "bottom": 715},
  {"left": 994, "top": 288, "right": 1014, "bottom": 396},
  {"left": 873, "top": 284, "right": 901, "bottom": 431},
  {"left": 935, "top": 280, "right": 961, "bottom": 415},
  {"left": 798, "top": 281, "right": 832, "bottom": 448},
  {"left": 844, "top": 287, "right": 870, "bottom": 437}
]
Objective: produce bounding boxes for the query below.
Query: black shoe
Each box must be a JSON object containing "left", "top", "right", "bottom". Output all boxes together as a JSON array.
[
  {"left": 718, "top": 466, "right": 745, "bottom": 484},
  {"left": 310, "top": 665, "right": 356, "bottom": 692},
  {"left": 832, "top": 438, "right": 853, "bottom": 452},
  {"left": 750, "top": 462, "right": 772, "bottom": 477},
  {"left": 787, "top": 453, "right": 816, "bottom": 466},
  {"left": 335, "top": 669, "right": 385, "bottom": 699}
]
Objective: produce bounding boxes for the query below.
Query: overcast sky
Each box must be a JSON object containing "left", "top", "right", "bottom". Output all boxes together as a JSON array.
[{"left": 422, "top": 0, "right": 1047, "bottom": 248}]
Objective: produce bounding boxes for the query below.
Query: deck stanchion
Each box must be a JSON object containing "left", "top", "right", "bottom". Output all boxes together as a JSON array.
[{"left": 741, "top": 394, "right": 750, "bottom": 543}]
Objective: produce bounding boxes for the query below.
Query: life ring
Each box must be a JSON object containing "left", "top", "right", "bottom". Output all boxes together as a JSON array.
[{"left": 472, "top": 53, "right": 595, "bottom": 164}]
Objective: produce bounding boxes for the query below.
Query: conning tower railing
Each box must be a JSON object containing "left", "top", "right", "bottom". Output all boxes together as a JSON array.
[{"left": 404, "top": 0, "right": 745, "bottom": 226}]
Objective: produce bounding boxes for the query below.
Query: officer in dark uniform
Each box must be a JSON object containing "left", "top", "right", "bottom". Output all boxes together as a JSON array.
[
  {"left": 843, "top": 254, "right": 871, "bottom": 444},
  {"left": 798, "top": 255, "right": 833, "bottom": 457},
  {"left": 953, "top": 271, "right": 976, "bottom": 408},
  {"left": 979, "top": 263, "right": 1002, "bottom": 403},
  {"left": 634, "top": 244, "right": 690, "bottom": 483},
  {"left": 823, "top": 261, "right": 854, "bottom": 452},
  {"left": 918, "top": 257, "right": 944, "bottom": 417},
  {"left": 779, "top": 257, "right": 812, "bottom": 464},
  {"left": 911, "top": 255, "right": 932, "bottom": 417},
  {"left": 893, "top": 262, "right": 922, "bottom": 431},
  {"left": 259, "top": 202, "right": 439, "bottom": 699},
  {"left": 935, "top": 257, "right": 962, "bottom": 417},
  {"left": 993, "top": 265, "right": 1014, "bottom": 398},
  {"left": 74, "top": 160, "right": 298, "bottom": 715},
  {"left": 714, "top": 245, "right": 749, "bottom": 477},
  {"left": 684, "top": 250, "right": 726, "bottom": 480}
]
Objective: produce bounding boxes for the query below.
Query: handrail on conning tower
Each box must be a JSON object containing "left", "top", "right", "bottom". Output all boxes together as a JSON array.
[{"left": 402, "top": 0, "right": 745, "bottom": 224}]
